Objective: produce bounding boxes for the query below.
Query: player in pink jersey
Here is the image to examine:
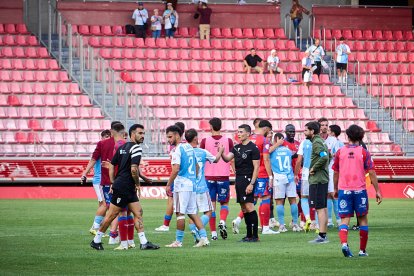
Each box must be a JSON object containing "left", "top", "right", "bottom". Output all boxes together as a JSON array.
[
  {"left": 332, "top": 125, "right": 382, "bottom": 258},
  {"left": 200, "top": 117, "right": 234, "bottom": 240},
  {"left": 155, "top": 122, "right": 186, "bottom": 232}
]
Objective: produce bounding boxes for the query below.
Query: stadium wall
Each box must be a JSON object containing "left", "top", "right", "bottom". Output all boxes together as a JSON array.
[{"left": 0, "top": 0, "right": 23, "bottom": 23}]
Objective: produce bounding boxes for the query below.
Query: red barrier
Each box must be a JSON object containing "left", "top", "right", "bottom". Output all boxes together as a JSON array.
[{"left": 0, "top": 184, "right": 412, "bottom": 199}]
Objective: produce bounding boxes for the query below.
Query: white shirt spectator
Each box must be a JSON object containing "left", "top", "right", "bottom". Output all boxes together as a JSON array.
[
  {"left": 132, "top": 8, "right": 149, "bottom": 26},
  {"left": 163, "top": 10, "right": 178, "bottom": 29},
  {"left": 151, "top": 15, "right": 163, "bottom": 30},
  {"left": 307, "top": 45, "right": 325, "bottom": 62}
]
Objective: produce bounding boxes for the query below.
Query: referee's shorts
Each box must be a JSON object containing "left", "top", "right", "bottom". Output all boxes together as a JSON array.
[{"left": 235, "top": 174, "right": 254, "bottom": 204}]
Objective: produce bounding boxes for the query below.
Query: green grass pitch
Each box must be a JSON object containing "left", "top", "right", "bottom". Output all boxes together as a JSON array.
[{"left": 0, "top": 198, "right": 413, "bottom": 275}]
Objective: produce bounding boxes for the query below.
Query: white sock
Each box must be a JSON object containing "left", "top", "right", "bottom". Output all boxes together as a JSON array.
[
  {"left": 212, "top": 231, "right": 217, "bottom": 236},
  {"left": 138, "top": 232, "right": 148, "bottom": 245},
  {"left": 328, "top": 219, "right": 333, "bottom": 224},
  {"left": 305, "top": 215, "right": 311, "bottom": 221},
  {"left": 263, "top": 226, "right": 269, "bottom": 231},
  {"left": 128, "top": 240, "right": 135, "bottom": 245},
  {"left": 94, "top": 231, "right": 104, "bottom": 243},
  {"left": 121, "top": 240, "right": 128, "bottom": 248},
  {"left": 235, "top": 217, "right": 242, "bottom": 224},
  {"left": 92, "top": 222, "right": 100, "bottom": 229},
  {"left": 219, "top": 220, "right": 225, "bottom": 225}
]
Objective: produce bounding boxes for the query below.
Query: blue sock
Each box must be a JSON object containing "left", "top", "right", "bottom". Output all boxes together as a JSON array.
[
  {"left": 189, "top": 223, "right": 199, "bottom": 241},
  {"left": 201, "top": 214, "right": 210, "bottom": 226},
  {"left": 300, "top": 198, "right": 310, "bottom": 218},
  {"left": 176, "top": 230, "right": 185, "bottom": 243},
  {"left": 360, "top": 226, "right": 369, "bottom": 231},
  {"left": 94, "top": 215, "right": 104, "bottom": 225},
  {"left": 211, "top": 212, "right": 216, "bottom": 219},
  {"left": 198, "top": 228, "right": 207, "bottom": 238},
  {"left": 189, "top": 223, "right": 197, "bottom": 232},
  {"left": 276, "top": 205, "right": 285, "bottom": 226},
  {"left": 290, "top": 203, "right": 298, "bottom": 224},
  {"left": 333, "top": 199, "right": 340, "bottom": 221},
  {"left": 164, "top": 214, "right": 172, "bottom": 221},
  {"left": 327, "top": 198, "right": 333, "bottom": 222},
  {"left": 118, "top": 216, "right": 127, "bottom": 222}
]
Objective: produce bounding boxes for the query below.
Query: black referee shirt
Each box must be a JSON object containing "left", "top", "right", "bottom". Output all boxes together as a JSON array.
[
  {"left": 111, "top": 142, "right": 142, "bottom": 193},
  {"left": 232, "top": 141, "right": 260, "bottom": 176}
]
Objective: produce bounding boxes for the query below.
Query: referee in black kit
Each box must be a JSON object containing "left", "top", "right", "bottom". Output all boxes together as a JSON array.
[
  {"left": 90, "top": 124, "right": 159, "bottom": 251},
  {"left": 220, "top": 124, "right": 261, "bottom": 242}
]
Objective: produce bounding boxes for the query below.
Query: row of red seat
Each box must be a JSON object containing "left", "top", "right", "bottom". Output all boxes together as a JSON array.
[
  {"left": 1, "top": 46, "right": 51, "bottom": 58},
  {"left": 0, "top": 23, "right": 29, "bottom": 34},
  {"left": 358, "top": 74, "right": 414, "bottom": 86},
  {"left": 0, "top": 82, "right": 81, "bottom": 94},
  {"left": 340, "top": 40, "right": 414, "bottom": 52},
  {"left": 0, "top": 58, "right": 58, "bottom": 70},
  {"left": 87, "top": 36, "right": 295, "bottom": 50},
  {"left": 0, "top": 35, "right": 39, "bottom": 46},
  {"left": 0, "top": 106, "right": 103, "bottom": 119},
  {"left": 392, "top": 109, "right": 414, "bottom": 120},
  {"left": 313, "top": 29, "right": 413, "bottom": 41},
  {"left": 369, "top": 86, "right": 414, "bottom": 97},
  {"left": 151, "top": 107, "right": 366, "bottom": 121},
  {"left": 349, "top": 62, "right": 414, "bottom": 75},
  {"left": 348, "top": 51, "right": 414, "bottom": 63},
  {"left": 380, "top": 97, "right": 414, "bottom": 109},
  {"left": 0, "top": 70, "right": 70, "bottom": 82},
  {"left": 0, "top": 119, "right": 110, "bottom": 131},
  {"left": 126, "top": 72, "right": 330, "bottom": 85},
  {"left": 130, "top": 83, "right": 342, "bottom": 97},
  {"left": 110, "top": 60, "right": 303, "bottom": 73},
  {"left": 141, "top": 95, "right": 355, "bottom": 108},
  {"left": 0, "top": 95, "right": 92, "bottom": 107},
  {"left": 0, "top": 144, "right": 95, "bottom": 157},
  {"left": 70, "top": 24, "right": 286, "bottom": 39},
  {"left": 1, "top": 132, "right": 101, "bottom": 144},
  {"left": 367, "top": 144, "right": 403, "bottom": 155},
  {"left": 98, "top": 48, "right": 301, "bottom": 61}
]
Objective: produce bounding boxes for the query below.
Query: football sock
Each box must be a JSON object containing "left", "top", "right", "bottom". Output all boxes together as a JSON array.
[
  {"left": 109, "top": 231, "right": 118, "bottom": 238},
  {"left": 176, "top": 230, "right": 185, "bottom": 243},
  {"left": 138, "top": 232, "right": 148, "bottom": 245},
  {"left": 209, "top": 212, "right": 217, "bottom": 232},
  {"left": 338, "top": 224, "right": 348, "bottom": 244},
  {"left": 94, "top": 231, "right": 104, "bottom": 243},
  {"left": 244, "top": 212, "right": 252, "bottom": 238},
  {"left": 359, "top": 226, "right": 369, "bottom": 251},
  {"left": 120, "top": 240, "right": 128, "bottom": 248},
  {"left": 300, "top": 198, "right": 310, "bottom": 219},
  {"left": 164, "top": 214, "right": 172, "bottom": 227},
  {"left": 220, "top": 205, "right": 229, "bottom": 221},
  {"left": 189, "top": 223, "right": 197, "bottom": 232},
  {"left": 93, "top": 216, "right": 104, "bottom": 229},
  {"left": 127, "top": 215, "right": 134, "bottom": 241},
  {"left": 327, "top": 198, "right": 333, "bottom": 223},
  {"left": 260, "top": 199, "right": 271, "bottom": 227},
  {"left": 310, "top": 207, "right": 316, "bottom": 221},
  {"left": 270, "top": 200, "right": 274, "bottom": 219},
  {"left": 199, "top": 228, "right": 207, "bottom": 238},
  {"left": 238, "top": 210, "right": 244, "bottom": 220},
  {"left": 201, "top": 214, "right": 210, "bottom": 227},
  {"left": 290, "top": 203, "right": 298, "bottom": 224},
  {"left": 250, "top": 210, "right": 259, "bottom": 238},
  {"left": 234, "top": 216, "right": 242, "bottom": 224},
  {"left": 319, "top": 232, "right": 327, "bottom": 239},
  {"left": 276, "top": 204, "right": 285, "bottom": 226},
  {"left": 118, "top": 216, "right": 128, "bottom": 242},
  {"left": 333, "top": 199, "right": 340, "bottom": 221}
]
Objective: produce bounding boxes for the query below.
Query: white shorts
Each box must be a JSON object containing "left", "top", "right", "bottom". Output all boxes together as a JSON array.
[
  {"left": 301, "top": 179, "right": 310, "bottom": 196},
  {"left": 273, "top": 179, "right": 297, "bottom": 199},
  {"left": 196, "top": 191, "right": 214, "bottom": 213},
  {"left": 328, "top": 169, "right": 334, "bottom": 193},
  {"left": 93, "top": 184, "right": 104, "bottom": 202},
  {"left": 304, "top": 71, "right": 312, "bottom": 82},
  {"left": 173, "top": 191, "right": 197, "bottom": 215}
]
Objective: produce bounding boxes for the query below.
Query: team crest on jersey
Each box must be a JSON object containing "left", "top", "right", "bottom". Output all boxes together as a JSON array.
[
  {"left": 117, "top": 197, "right": 121, "bottom": 204},
  {"left": 340, "top": 200, "right": 347, "bottom": 209},
  {"left": 242, "top": 153, "right": 247, "bottom": 159}
]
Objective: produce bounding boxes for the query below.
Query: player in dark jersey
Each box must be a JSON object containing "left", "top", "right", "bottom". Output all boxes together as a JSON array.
[
  {"left": 221, "top": 124, "right": 261, "bottom": 242},
  {"left": 90, "top": 124, "right": 159, "bottom": 251}
]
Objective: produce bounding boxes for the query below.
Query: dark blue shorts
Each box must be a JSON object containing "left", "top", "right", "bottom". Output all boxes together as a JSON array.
[
  {"left": 207, "top": 180, "right": 230, "bottom": 203},
  {"left": 338, "top": 189, "right": 369, "bottom": 218},
  {"left": 254, "top": 178, "right": 272, "bottom": 198},
  {"left": 102, "top": 185, "right": 112, "bottom": 206}
]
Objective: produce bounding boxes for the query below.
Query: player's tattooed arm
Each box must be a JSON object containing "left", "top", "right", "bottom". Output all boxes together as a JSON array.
[
  {"left": 139, "top": 168, "right": 152, "bottom": 184},
  {"left": 131, "top": 164, "right": 140, "bottom": 186}
]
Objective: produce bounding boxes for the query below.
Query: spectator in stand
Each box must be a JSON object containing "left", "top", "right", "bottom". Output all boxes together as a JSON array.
[
  {"left": 267, "top": 49, "right": 284, "bottom": 75},
  {"left": 301, "top": 51, "right": 313, "bottom": 86},
  {"left": 290, "top": 0, "right": 310, "bottom": 39},
  {"left": 243, "top": 48, "right": 264, "bottom": 74},
  {"left": 132, "top": 2, "right": 149, "bottom": 39},
  {"left": 150, "top": 9, "right": 163, "bottom": 38},
  {"left": 306, "top": 38, "right": 325, "bottom": 77},
  {"left": 196, "top": 1, "right": 212, "bottom": 40},
  {"left": 163, "top": 3, "right": 179, "bottom": 39},
  {"left": 334, "top": 37, "right": 351, "bottom": 84},
  {"left": 166, "top": 0, "right": 178, "bottom": 10}
]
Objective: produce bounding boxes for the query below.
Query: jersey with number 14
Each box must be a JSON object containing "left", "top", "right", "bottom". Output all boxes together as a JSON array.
[
  {"left": 270, "top": 146, "right": 294, "bottom": 182},
  {"left": 171, "top": 143, "right": 197, "bottom": 192}
]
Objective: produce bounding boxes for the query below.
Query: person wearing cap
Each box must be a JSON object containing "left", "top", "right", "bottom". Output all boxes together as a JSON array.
[
  {"left": 195, "top": 1, "right": 212, "bottom": 40},
  {"left": 132, "top": 2, "right": 149, "bottom": 39},
  {"left": 266, "top": 49, "right": 284, "bottom": 75},
  {"left": 163, "top": 3, "right": 179, "bottom": 38}
]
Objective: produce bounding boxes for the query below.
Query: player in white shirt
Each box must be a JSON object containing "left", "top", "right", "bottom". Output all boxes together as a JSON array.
[{"left": 165, "top": 125, "right": 210, "bottom": 248}]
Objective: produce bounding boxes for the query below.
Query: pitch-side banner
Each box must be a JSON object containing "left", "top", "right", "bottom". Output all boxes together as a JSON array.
[{"left": 0, "top": 184, "right": 413, "bottom": 199}]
